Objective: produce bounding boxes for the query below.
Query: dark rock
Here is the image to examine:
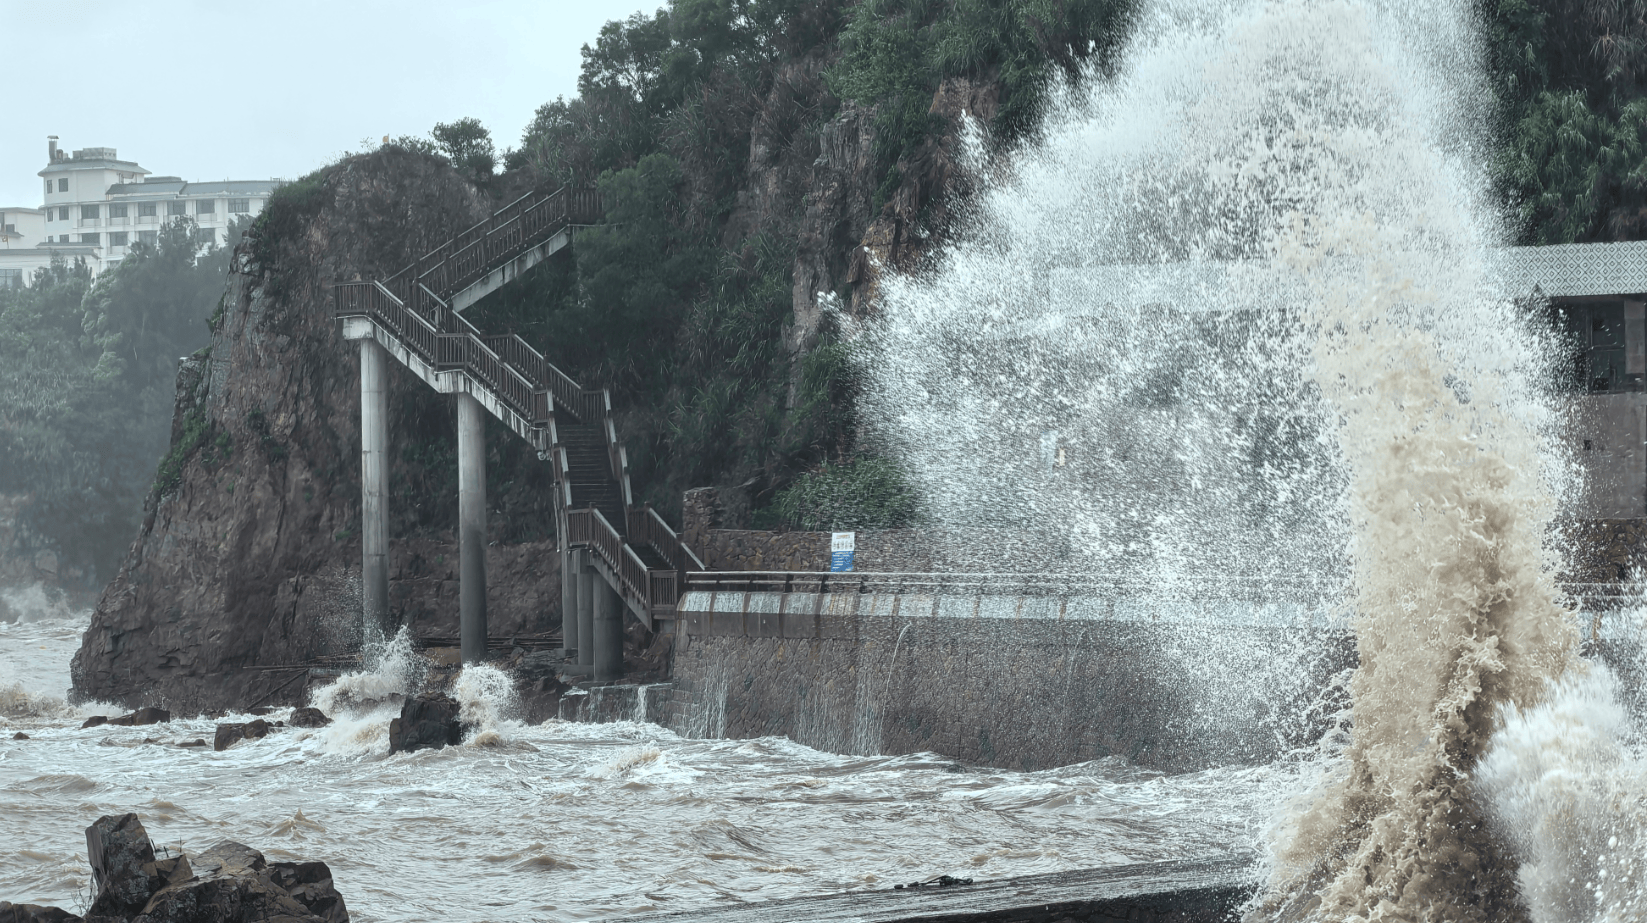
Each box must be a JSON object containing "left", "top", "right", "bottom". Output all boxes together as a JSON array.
[
  {"left": 213, "top": 719, "right": 271, "bottom": 752},
  {"left": 135, "top": 840, "right": 348, "bottom": 923},
  {"left": 177, "top": 739, "right": 208, "bottom": 748},
  {"left": 85, "top": 813, "right": 156, "bottom": 915},
  {"left": 0, "top": 902, "right": 81, "bottom": 923},
  {"left": 106, "top": 707, "right": 170, "bottom": 727},
  {"left": 11, "top": 732, "right": 27, "bottom": 740},
  {"left": 388, "top": 693, "right": 462, "bottom": 754},
  {"left": 247, "top": 706, "right": 275, "bottom": 716},
  {"left": 82, "top": 716, "right": 108, "bottom": 729},
  {"left": 289, "top": 707, "right": 331, "bottom": 728},
  {"left": 266, "top": 860, "right": 349, "bottom": 923}
]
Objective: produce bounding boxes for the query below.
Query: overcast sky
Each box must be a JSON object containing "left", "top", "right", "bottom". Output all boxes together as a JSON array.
[{"left": 0, "top": 0, "right": 662, "bottom": 207}]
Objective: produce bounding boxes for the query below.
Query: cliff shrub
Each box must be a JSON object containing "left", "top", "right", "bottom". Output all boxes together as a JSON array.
[
  {"left": 827, "top": 0, "right": 1137, "bottom": 210},
  {"left": 761, "top": 455, "right": 920, "bottom": 531}
]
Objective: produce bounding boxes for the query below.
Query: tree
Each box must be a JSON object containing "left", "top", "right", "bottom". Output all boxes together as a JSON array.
[{"left": 431, "top": 117, "right": 497, "bottom": 182}]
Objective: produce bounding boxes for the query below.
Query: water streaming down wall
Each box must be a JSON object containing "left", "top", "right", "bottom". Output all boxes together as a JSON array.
[{"left": 851, "top": 0, "right": 1644, "bottom": 918}]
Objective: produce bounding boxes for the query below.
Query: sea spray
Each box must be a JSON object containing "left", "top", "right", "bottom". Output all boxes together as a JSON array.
[
  {"left": 310, "top": 625, "right": 424, "bottom": 715},
  {"left": 452, "top": 663, "right": 522, "bottom": 745},
  {"left": 1477, "top": 664, "right": 1647, "bottom": 923},
  {"left": 308, "top": 626, "right": 426, "bottom": 757},
  {"left": 859, "top": 0, "right": 1597, "bottom": 917}
]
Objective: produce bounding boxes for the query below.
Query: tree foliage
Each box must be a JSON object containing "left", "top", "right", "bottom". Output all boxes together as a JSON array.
[
  {"left": 0, "top": 220, "right": 228, "bottom": 583},
  {"left": 1485, "top": 0, "right": 1647, "bottom": 242}
]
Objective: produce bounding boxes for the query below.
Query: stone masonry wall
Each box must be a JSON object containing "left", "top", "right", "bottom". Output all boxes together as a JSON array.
[{"left": 659, "top": 594, "right": 1355, "bottom": 774}]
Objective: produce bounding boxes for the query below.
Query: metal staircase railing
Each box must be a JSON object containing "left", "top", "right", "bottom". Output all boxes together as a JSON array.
[{"left": 333, "top": 184, "right": 699, "bottom": 621}]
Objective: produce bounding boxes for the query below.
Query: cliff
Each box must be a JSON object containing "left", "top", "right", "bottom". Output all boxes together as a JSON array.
[{"left": 70, "top": 150, "right": 559, "bottom": 711}]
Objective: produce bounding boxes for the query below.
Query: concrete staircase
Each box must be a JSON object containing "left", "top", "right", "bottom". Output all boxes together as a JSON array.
[{"left": 334, "top": 184, "right": 702, "bottom": 628}]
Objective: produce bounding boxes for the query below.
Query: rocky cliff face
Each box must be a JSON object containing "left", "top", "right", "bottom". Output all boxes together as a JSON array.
[{"left": 72, "top": 150, "right": 558, "bottom": 712}]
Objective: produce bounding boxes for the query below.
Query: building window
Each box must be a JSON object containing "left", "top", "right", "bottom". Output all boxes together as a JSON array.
[
  {"left": 3, "top": 224, "right": 13, "bottom": 234},
  {"left": 139, "top": 203, "right": 157, "bottom": 217},
  {"left": 45, "top": 209, "right": 52, "bottom": 222},
  {"left": 45, "top": 180, "right": 51, "bottom": 197},
  {"left": 0, "top": 268, "right": 22, "bottom": 290},
  {"left": 229, "top": 198, "right": 250, "bottom": 214},
  {"left": 138, "top": 230, "right": 158, "bottom": 246},
  {"left": 82, "top": 233, "right": 99, "bottom": 245},
  {"left": 58, "top": 207, "right": 69, "bottom": 221},
  {"left": 196, "top": 227, "right": 214, "bottom": 246},
  {"left": 57, "top": 178, "right": 68, "bottom": 192},
  {"left": 196, "top": 199, "right": 215, "bottom": 215},
  {"left": 59, "top": 234, "right": 69, "bottom": 242},
  {"left": 81, "top": 204, "right": 100, "bottom": 220},
  {"left": 110, "top": 204, "right": 128, "bottom": 218},
  {"left": 109, "top": 232, "right": 129, "bottom": 247},
  {"left": 167, "top": 201, "right": 187, "bottom": 217}
]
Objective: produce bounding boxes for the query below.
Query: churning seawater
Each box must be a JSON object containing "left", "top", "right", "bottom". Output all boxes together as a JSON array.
[{"left": 1, "top": 605, "right": 1288, "bottom": 923}]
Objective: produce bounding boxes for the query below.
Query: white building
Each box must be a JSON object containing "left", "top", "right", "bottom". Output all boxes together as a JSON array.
[
  {"left": 0, "top": 204, "right": 100, "bottom": 289},
  {"left": 4, "top": 136, "right": 280, "bottom": 288}
]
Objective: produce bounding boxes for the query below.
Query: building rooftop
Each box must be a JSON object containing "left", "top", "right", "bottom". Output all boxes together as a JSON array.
[
  {"left": 106, "top": 179, "right": 280, "bottom": 197},
  {"left": 40, "top": 158, "right": 149, "bottom": 176}
]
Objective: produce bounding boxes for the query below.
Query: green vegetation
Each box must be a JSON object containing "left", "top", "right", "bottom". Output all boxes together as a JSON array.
[
  {"left": 0, "top": 220, "right": 234, "bottom": 583},
  {"left": 759, "top": 456, "right": 919, "bottom": 531},
  {"left": 827, "top": 0, "right": 1136, "bottom": 209},
  {"left": 1484, "top": 0, "right": 1647, "bottom": 243},
  {"left": 460, "top": 0, "right": 1146, "bottom": 529}
]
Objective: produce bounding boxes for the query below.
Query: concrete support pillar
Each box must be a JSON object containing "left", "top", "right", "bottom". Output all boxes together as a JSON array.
[
  {"left": 360, "top": 338, "right": 390, "bottom": 640},
  {"left": 560, "top": 545, "right": 579, "bottom": 658},
  {"left": 457, "top": 393, "right": 488, "bottom": 665},
  {"left": 576, "top": 553, "right": 595, "bottom": 668},
  {"left": 593, "top": 576, "right": 623, "bottom": 682}
]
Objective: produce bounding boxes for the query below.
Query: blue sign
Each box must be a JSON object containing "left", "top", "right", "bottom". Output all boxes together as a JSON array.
[{"left": 830, "top": 532, "right": 856, "bottom": 572}]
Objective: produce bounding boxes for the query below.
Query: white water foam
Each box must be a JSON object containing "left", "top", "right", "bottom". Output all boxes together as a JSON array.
[{"left": 1478, "top": 663, "right": 1647, "bottom": 923}]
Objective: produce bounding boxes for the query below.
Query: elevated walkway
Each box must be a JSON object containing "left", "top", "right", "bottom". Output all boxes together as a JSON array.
[{"left": 334, "top": 185, "right": 702, "bottom": 674}]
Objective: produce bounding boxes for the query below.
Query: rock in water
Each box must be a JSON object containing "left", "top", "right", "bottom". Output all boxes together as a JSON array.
[
  {"left": 213, "top": 719, "right": 271, "bottom": 751},
  {"left": 82, "top": 716, "right": 108, "bottom": 729},
  {"left": 10, "top": 732, "right": 27, "bottom": 740},
  {"left": 9, "top": 814, "right": 349, "bottom": 923},
  {"left": 115, "top": 707, "right": 171, "bottom": 726},
  {"left": 288, "top": 707, "right": 332, "bottom": 728},
  {"left": 85, "top": 813, "right": 156, "bottom": 914},
  {"left": 136, "top": 841, "right": 348, "bottom": 923},
  {"left": 388, "top": 693, "right": 462, "bottom": 753}
]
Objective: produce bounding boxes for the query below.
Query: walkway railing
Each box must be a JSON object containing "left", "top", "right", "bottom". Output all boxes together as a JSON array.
[{"left": 334, "top": 183, "right": 701, "bottom": 621}]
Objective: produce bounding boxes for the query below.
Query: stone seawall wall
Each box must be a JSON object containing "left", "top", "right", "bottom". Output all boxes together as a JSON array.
[{"left": 657, "top": 594, "right": 1356, "bottom": 774}]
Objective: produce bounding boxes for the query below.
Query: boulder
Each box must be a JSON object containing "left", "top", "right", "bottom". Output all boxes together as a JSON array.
[
  {"left": 0, "top": 902, "right": 80, "bottom": 923},
  {"left": 85, "top": 813, "right": 156, "bottom": 915},
  {"left": 176, "top": 739, "right": 208, "bottom": 748},
  {"left": 11, "top": 732, "right": 27, "bottom": 740},
  {"left": 133, "top": 841, "right": 348, "bottom": 923},
  {"left": 288, "top": 707, "right": 331, "bottom": 728},
  {"left": 82, "top": 716, "right": 108, "bottom": 729},
  {"left": 212, "top": 719, "right": 271, "bottom": 751},
  {"left": 107, "top": 708, "right": 170, "bottom": 727},
  {"left": 387, "top": 693, "right": 462, "bottom": 754},
  {"left": 20, "top": 816, "right": 349, "bottom": 923}
]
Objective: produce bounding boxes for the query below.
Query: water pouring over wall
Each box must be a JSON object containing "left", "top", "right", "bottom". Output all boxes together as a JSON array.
[{"left": 859, "top": 0, "right": 1642, "bottom": 917}]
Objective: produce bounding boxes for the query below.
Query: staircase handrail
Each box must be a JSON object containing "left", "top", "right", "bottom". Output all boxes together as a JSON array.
[
  {"left": 568, "top": 506, "right": 655, "bottom": 615},
  {"left": 399, "top": 185, "right": 601, "bottom": 306},
  {"left": 629, "top": 505, "right": 706, "bottom": 574}
]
